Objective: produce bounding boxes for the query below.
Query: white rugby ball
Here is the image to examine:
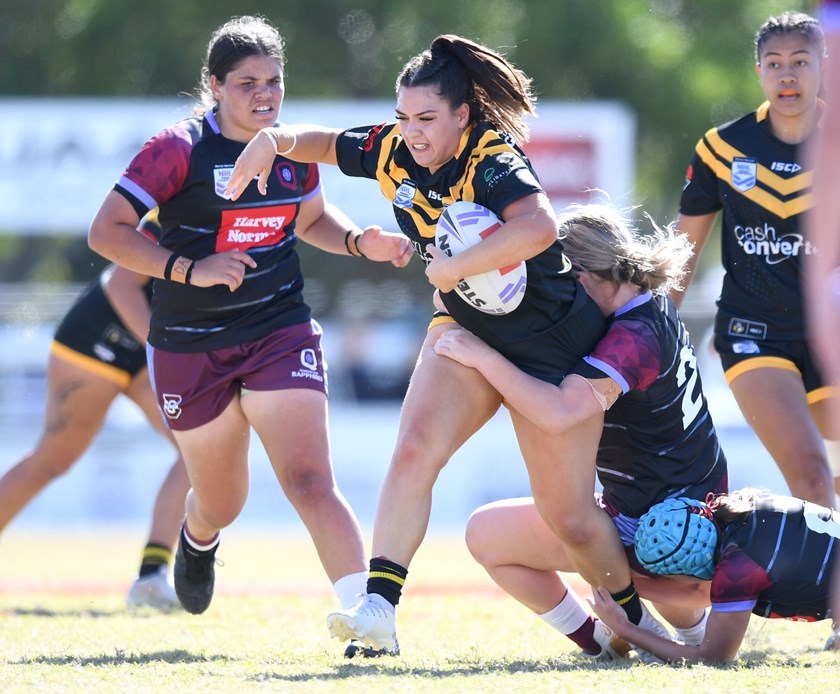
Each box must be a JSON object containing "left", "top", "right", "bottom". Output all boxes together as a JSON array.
[{"left": 435, "top": 201, "right": 527, "bottom": 315}]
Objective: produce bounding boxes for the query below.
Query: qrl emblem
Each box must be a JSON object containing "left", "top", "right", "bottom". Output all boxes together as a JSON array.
[
  {"left": 162, "top": 393, "right": 183, "bottom": 419},
  {"left": 731, "top": 157, "right": 757, "bottom": 192}
]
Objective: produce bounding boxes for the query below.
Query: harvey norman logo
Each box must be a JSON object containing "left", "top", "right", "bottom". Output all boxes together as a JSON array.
[{"left": 217, "top": 204, "right": 296, "bottom": 252}]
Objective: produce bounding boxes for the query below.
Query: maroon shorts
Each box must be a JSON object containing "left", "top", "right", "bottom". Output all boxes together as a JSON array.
[{"left": 147, "top": 320, "right": 328, "bottom": 431}]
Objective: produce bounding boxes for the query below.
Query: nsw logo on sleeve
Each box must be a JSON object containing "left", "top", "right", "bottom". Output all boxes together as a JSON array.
[
  {"left": 216, "top": 204, "right": 296, "bottom": 252},
  {"left": 731, "top": 157, "right": 757, "bottom": 192}
]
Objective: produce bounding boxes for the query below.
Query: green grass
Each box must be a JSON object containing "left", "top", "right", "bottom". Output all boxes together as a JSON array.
[{"left": 0, "top": 528, "right": 837, "bottom": 692}]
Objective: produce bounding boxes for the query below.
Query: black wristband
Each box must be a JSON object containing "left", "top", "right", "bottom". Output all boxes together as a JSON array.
[
  {"left": 352, "top": 232, "right": 367, "bottom": 259},
  {"left": 344, "top": 229, "right": 355, "bottom": 256},
  {"left": 163, "top": 252, "right": 179, "bottom": 281},
  {"left": 185, "top": 260, "right": 195, "bottom": 286}
]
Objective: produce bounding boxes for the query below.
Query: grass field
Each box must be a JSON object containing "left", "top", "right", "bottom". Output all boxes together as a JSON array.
[{"left": 0, "top": 527, "right": 837, "bottom": 693}]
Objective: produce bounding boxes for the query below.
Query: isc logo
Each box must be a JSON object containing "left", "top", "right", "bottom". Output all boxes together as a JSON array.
[{"left": 770, "top": 161, "right": 801, "bottom": 173}]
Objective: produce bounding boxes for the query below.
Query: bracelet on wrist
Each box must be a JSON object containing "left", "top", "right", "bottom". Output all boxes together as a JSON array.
[
  {"left": 185, "top": 260, "right": 196, "bottom": 286},
  {"left": 352, "top": 231, "right": 367, "bottom": 259},
  {"left": 343, "top": 230, "right": 356, "bottom": 256},
  {"left": 163, "top": 252, "right": 179, "bottom": 281},
  {"left": 275, "top": 131, "right": 297, "bottom": 156},
  {"left": 260, "top": 128, "right": 280, "bottom": 154}
]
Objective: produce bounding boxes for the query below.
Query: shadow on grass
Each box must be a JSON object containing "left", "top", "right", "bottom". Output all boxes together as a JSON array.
[
  {"left": 9, "top": 650, "right": 228, "bottom": 666},
  {"left": 249, "top": 655, "right": 642, "bottom": 683},
  {"left": 1, "top": 606, "right": 121, "bottom": 618}
]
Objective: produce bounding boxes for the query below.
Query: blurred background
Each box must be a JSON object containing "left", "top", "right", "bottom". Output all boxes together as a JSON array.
[{"left": 0, "top": 0, "right": 810, "bottom": 531}]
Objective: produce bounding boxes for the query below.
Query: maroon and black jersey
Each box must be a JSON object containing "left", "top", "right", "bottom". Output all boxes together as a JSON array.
[
  {"left": 572, "top": 293, "right": 727, "bottom": 518},
  {"left": 711, "top": 492, "right": 838, "bottom": 621},
  {"left": 335, "top": 120, "right": 605, "bottom": 382},
  {"left": 114, "top": 110, "right": 320, "bottom": 352}
]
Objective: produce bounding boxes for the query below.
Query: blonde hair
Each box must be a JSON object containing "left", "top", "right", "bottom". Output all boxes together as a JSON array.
[{"left": 558, "top": 204, "right": 693, "bottom": 296}]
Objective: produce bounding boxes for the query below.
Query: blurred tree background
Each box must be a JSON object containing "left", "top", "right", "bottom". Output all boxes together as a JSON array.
[{"left": 0, "top": 0, "right": 816, "bottom": 295}]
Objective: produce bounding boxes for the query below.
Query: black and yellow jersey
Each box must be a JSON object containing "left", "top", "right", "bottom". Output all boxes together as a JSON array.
[
  {"left": 679, "top": 101, "right": 817, "bottom": 341},
  {"left": 335, "top": 120, "right": 606, "bottom": 382}
]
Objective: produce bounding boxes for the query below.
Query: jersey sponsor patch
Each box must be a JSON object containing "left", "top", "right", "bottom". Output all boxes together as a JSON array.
[
  {"left": 216, "top": 204, "right": 295, "bottom": 252},
  {"left": 727, "top": 317, "right": 767, "bottom": 341},
  {"left": 731, "top": 157, "right": 757, "bottom": 192}
]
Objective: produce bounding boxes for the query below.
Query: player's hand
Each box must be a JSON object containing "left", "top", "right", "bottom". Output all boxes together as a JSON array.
[
  {"left": 188, "top": 250, "right": 258, "bottom": 292},
  {"left": 225, "top": 130, "right": 277, "bottom": 200},
  {"left": 425, "top": 244, "right": 461, "bottom": 292},
  {"left": 589, "top": 586, "right": 631, "bottom": 636},
  {"left": 357, "top": 227, "right": 413, "bottom": 267},
  {"left": 433, "top": 327, "right": 491, "bottom": 369}
]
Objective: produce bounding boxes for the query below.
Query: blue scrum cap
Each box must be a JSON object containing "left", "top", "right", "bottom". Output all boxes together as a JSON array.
[{"left": 634, "top": 497, "right": 718, "bottom": 579}]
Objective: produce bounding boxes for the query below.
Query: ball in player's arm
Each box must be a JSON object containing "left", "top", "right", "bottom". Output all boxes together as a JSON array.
[
  {"left": 435, "top": 204, "right": 726, "bottom": 660},
  {"left": 226, "top": 35, "right": 637, "bottom": 657}
]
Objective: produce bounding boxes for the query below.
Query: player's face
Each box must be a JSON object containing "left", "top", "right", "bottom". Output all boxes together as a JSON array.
[
  {"left": 757, "top": 33, "right": 823, "bottom": 123},
  {"left": 211, "top": 54, "right": 285, "bottom": 143},
  {"left": 395, "top": 85, "right": 470, "bottom": 174},
  {"left": 575, "top": 269, "right": 615, "bottom": 317}
]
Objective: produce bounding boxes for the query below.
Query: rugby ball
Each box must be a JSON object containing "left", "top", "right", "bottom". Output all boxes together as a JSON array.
[{"left": 435, "top": 201, "right": 527, "bottom": 315}]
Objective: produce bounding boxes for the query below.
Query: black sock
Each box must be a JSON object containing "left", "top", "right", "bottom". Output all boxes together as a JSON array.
[
  {"left": 610, "top": 583, "right": 643, "bottom": 625},
  {"left": 366, "top": 557, "right": 408, "bottom": 607},
  {"left": 138, "top": 542, "right": 172, "bottom": 578}
]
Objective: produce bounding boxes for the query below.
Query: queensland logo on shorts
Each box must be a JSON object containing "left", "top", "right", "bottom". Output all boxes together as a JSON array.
[
  {"left": 731, "top": 157, "right": 757, "bottom": 192},
  {"left": 394, "top": 180, "right": 417, "bottom": 209},
  {"left": 216, "top": 204, "right": 296, "bottom": 253},
  {"left": 213, "top": 166, "right": 234, "bottom": 199},
  {"left": 162, "top": 393, "right": 183, "bottom": 419},
  {"left": 291, "top": 348, "right": 324, "bottom": 382}
]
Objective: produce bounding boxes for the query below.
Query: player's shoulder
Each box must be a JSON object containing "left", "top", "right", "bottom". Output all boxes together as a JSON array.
[{"left": 708, "top": 107, "right": 763, "bottom": 143}]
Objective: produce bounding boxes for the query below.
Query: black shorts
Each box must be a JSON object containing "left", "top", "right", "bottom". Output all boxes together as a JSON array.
[
  {"left": 432, "top": 285, "right": 606, "bottom": 385},
  {"left": 714, "top": 329, "right": 835, "bottom": 402},
  {"left": 52, "top": 280, "right": 146, "bottom": 387}
]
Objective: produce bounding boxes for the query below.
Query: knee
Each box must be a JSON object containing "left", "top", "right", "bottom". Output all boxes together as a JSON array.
[
  {"left": 391, "top": 425, "right": 446, "bottom": 482},
  {"left": 787, "top": 457, "right": 834, "bottom": 505},
  {"left": 188, "top": 489, "right": 245, "bottom": 529},
  {"left": 282, "top": 466, "right": 337, "bottom": 507},
  {"left": 537, "top": 502, "right": 593, "bottom": 547},
  {"left": 23, "top": 449, "right": 77, "bottom": 482},
  {"left": 464, "top": 506, "right": 496, "bottom": 568}
]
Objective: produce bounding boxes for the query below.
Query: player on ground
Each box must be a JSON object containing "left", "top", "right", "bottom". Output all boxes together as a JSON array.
[
  {"left": 672, "top": 11, "right": 839, "bottom": 506},
  {"left": 0, "top": 213, "right": 188, "bottom": 610},
  {"left": 224, "top": 35, "right": 668, "bottom": 658},
  {"left": 87, "top": 16, "right": 411, "bottom": 645},
  {"left": 435, "top": 204, "right": 727, "bottom": 661},
  {"left": 592, "top": 489, "right": 840, "bottom": 662}
]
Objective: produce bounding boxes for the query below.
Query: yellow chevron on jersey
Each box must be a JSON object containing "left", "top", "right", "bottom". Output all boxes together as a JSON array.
[
  {"left": 696, "top": 105, "right": 813, "bottom": 220},
  {"left": 365, "top": 123, "right": 527, "bottom": 240}
]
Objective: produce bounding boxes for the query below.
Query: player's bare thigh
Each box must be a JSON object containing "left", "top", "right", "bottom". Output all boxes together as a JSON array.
[{"left": 396, "top": 322, "right": 502, "bottom": 464}]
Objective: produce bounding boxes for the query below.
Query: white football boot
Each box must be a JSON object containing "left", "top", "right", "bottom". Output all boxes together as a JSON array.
[
  {"left": 126, "top": 566, "right": 181, "bottom": 612},
  {"left": 327, "top": 593, "right": 397, "bottom": 651}
]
